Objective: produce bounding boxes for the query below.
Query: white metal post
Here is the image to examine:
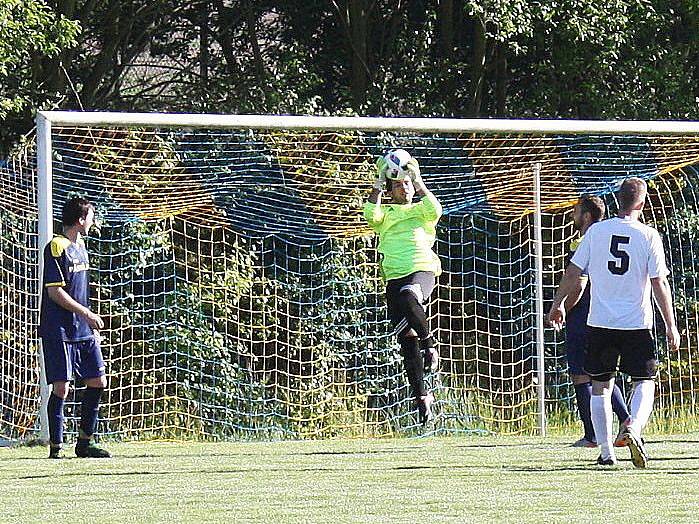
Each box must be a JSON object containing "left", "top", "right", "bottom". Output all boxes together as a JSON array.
[
  {"left": 533, "top": 162, "right": 547, "bottom": 436},
  {"left": 36, "top": 113, "right": 53, "bottom": 444}
]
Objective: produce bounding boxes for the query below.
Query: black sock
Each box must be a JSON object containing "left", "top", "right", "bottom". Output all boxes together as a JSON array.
[
  {"left": 79, "top": 387, "right": 103, "bottom": 440},
  {"left": 400, "top": 336, "right": 425, "bottom": 399},
  {"left": 47, "top": 392, "right": 65, "bottom": 447}
]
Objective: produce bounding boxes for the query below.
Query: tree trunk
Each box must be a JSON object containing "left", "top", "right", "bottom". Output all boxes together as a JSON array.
[
  {"left": 495, "top": 42, "right": 507, "bottom": 116},
  {"left": 200, "top": 1, "right": 210, "bottom": 95},
  {"left": 438, "top": 0, "right": 454, "bottom": 58},
  {"left": 468, "top": 17, "right": 486, "bottom": 117},
  {"left": 246, "top": 1, "right": 265, "bottom": 80},
  {"left": 213, "top": 0, "right": 243, "bottom": 78},
  {"left": 348, "top": 0, "right": 369, "bottom": 109}
]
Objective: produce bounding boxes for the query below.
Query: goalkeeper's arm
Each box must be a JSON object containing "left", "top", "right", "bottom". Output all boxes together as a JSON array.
[
  {"left": 406, "top": 158, "right": 442, "bottom": 220},
  {"left": 364, "top": 157, "right": 387, "bottom": 226}
]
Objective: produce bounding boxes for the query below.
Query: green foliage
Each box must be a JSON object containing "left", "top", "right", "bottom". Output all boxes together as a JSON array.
[
  {"left": 3, "top": 1, "right": 699, "bottom": 153},
  {"left": 0, "top": 0, "right": 79, "bottom": 153}
]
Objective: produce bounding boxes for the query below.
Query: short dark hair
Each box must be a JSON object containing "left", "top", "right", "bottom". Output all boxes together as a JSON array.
[
  {"left": 578, "top": 194, "right": 605, "bottom": 222},
  {"left": 62, "top": 197, "right": 94, "bottom": 226},
  {"left": 618, "top": 177, "right": 647, "bottom": 212}
]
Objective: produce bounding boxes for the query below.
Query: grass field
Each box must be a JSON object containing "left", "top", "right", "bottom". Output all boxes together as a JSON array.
[{"left": 2, "top": 434, "right": 698, "bottom": 523}]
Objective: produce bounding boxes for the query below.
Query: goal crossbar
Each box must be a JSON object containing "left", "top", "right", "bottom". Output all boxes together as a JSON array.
[{"left": 38, "top": 111, "right": 699, "bottom": 135}]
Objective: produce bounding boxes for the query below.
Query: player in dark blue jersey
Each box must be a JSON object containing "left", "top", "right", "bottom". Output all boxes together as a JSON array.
[
  {"left": 39, "top": 196, "right": 110, "bottom": 459},
  {"left": 554, "top": 196, "right": 630, "bottom": 448}
]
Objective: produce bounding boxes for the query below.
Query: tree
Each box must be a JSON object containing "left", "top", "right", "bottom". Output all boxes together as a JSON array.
[
  {"left": 2, "top": 0, "right": 698, "bottom": 155},
  {"left": 0, "top": 0, "right": 79, "bottom": 154}
]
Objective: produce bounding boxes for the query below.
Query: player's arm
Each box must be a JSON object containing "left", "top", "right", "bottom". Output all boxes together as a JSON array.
[
  {"left": 367, "top": 187, "right": 383, "bottom": 205},
  {"left": 47, "top": 286, "right": 104, "bottom": 330},
  {"left": 564, "top": 275, "right": 588, "bottom": 312},
  {"left": 364, "top": 157, "right": 387, "bottom": 225},
  {"left": 547, "top": 263, "right": 585, "bottom": 331},
  {"left": 406, "top": 158, "right": 442, "bottom": 220},
  {"left": 651, "top": 276, "right": 680, "bottom": 351}
]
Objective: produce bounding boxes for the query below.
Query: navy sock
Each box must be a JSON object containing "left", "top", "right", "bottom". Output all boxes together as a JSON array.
[
  {"left": 611, "top": 384, "right": 630, "bottom": 423},
  {"left": 574, "top": 382, "right": 595, "bottom": 442},
  {"left": 47, "top": 392, "right": 65, "bottom": 446},
  {"left": 79, "top": 387, "right": 103, "bottom": 439}
]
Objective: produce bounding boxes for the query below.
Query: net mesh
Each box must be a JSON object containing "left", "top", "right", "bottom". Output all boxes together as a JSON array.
[{"left": 2, "top": 120, "right": 699, "bottom": 442}]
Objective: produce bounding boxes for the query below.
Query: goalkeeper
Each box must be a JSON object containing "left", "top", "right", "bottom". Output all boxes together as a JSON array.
[{"left": 363, "top": 149, "right": 442, "bottom": 424}]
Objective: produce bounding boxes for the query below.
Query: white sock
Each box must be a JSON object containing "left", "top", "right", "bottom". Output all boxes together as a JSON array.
[
  {"left": 628, "top": 380, "right": 655, "bottom": 434},
  {"left": 590, "top": 393, "right": 614, "bottom": 460}
]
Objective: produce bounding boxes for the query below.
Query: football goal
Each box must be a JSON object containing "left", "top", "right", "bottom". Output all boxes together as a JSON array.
[{"left": 1, "top": 112, "right": 698, "bottom": 443}]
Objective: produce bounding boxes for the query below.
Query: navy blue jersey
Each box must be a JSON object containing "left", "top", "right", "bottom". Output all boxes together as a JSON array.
[
  {"left": 39, "top": 235, "right": 94, "bottom": 341},
  {"left": 566, "top": 236, "right": 590, "bottom": 338}
]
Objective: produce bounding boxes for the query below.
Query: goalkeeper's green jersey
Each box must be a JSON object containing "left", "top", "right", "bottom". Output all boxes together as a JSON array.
[{"left": 363, "top": 192, "right": 442, "bottom": 281}]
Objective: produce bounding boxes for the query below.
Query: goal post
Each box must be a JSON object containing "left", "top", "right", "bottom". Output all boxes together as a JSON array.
[{"left": 4, "top": 111, "right": 699, "bottom": 443}]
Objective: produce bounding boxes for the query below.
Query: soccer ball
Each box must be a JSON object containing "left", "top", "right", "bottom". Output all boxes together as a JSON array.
[{"left": 383, "top": 149, "right": 413, "bottom": 180}]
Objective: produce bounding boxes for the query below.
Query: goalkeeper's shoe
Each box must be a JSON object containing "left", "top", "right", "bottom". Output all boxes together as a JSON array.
[
  {"left": 75, "top": 440, "right": 111, "bottom": 459},
  {"left": 596, "top": 454, "right": 617, "bottom": 467},
  {"left": 420, "top": 336, "right": 439, "bottom": 374},
  {"left": 416, "top": 392, "right": 435, "bottom": 425},
  {"left": 621, "top": 428, "right": 648, "bottom": 469},
  {"left": 48, "top": 445, "right": 64, "bottom": 459}
]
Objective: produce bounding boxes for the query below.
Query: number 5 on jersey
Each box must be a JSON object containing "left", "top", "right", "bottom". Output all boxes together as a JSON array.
[{"left": 608, "top": 235, "right": 630, "bottom": 275}]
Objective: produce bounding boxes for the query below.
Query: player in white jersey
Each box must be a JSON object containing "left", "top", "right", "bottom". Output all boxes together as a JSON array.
[{"left": 548, "top": 178, "right": 680, "bottom": 468}]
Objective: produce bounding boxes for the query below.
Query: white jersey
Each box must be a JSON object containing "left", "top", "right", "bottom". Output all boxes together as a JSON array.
[{"left": 570, "top": 216, "right": 669, "bottom": 330}]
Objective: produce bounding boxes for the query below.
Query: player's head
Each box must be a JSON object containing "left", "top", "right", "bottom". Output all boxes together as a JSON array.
[
  {"left": 62, "top": 196, "right": 95, "bottom": 234},
  {"left": 573, "top": 194, "right": 605, "bottom": 232},
  {"left": 618, "top": 177, "right": 647, "bottom": 213},
  {"left": 386, "top": 176, "right": 415, "bottom": 204}
]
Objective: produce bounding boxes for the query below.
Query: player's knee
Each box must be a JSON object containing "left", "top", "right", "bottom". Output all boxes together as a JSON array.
[
  {"left": 86, "top": 376, "right": 107, "bottom": 389},
  {"left": 590, "top": 377, "right": 615, "bottom": 395},
  {"left": 52, "top": 382, "right": 69, "bottom": 399},
  {"left": 398, "top": 328, "right": 417, "bottom": 340},
  {"left": 397, "top": 329, "right": 418, "bottom": 358},
  {"left": 571, "top": 374, "right": 591, "bottom": 385},
  {"left": 399, "top": 284, "right": 424, "bottom": 305}
]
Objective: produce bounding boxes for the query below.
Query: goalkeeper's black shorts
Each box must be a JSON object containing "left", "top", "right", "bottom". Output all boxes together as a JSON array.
[{"left": 385, "top": 271, "right": 435, "bottom": 335}]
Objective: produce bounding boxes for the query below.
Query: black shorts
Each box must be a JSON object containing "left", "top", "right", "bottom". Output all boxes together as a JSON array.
[
  {"left": 385, "top": 271, "right": 436, "bottom": 334},
  {"left": 585, "top": 327, "right": 657, "bottom": 380}
]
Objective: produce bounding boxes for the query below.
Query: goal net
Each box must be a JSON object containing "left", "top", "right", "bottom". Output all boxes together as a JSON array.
[{"left": 1, "top": 113, "right": 698, "bottom": 442}]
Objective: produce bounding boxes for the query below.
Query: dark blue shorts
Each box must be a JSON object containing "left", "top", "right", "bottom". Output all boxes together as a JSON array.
[
  {"left": 41, "top": 334, "right": 106, "bottom": 384},
  {"left": 565, "top": 329, "right": 588, "bottom": 376}
]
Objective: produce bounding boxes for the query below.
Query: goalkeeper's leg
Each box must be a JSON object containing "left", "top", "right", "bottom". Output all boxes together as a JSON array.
[
  {"left": 398, "top": 330, "right": 425, "bottom": 399},
  {"left": 393, "top": 272, "right": 438, "bottom": 373},
  {"left": 398, "top": 330, "right": 433, "bottom": 424}
]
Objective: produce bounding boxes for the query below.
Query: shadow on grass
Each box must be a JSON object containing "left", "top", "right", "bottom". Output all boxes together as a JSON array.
[
  {"left": 298, "top": 449, "right": 414, "bottom": 456},
  {"left": 13, "top": 459, "right": 652, "bottom": 480}
]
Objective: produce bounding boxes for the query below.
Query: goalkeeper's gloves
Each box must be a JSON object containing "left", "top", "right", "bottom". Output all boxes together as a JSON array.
[
  {"left": 405, "top": 158, "right": 423, "bottom": 185},
  {"left": 373, "top": 156, "right": 388, "bottom": 190}
]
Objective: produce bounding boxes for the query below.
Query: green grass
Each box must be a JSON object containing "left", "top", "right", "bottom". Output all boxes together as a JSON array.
[{"left": 2, "top": 434, "right": 699, "bottom": 523}]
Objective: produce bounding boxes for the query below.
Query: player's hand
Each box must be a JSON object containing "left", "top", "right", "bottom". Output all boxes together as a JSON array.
[
  {"left": 85, "top": 311, "right": 104, "bottom": 330},
  {"left": 666, "top": 325, "right": 680, "bottom": 351},
  {"left": 547, "top": 305, "right": 565, "bottom": 332},
  {"left": 405, "top": 158, "right": 422, "bottom": 185},
  {"left": 373, "top": 156, "right": 388, "bottom": 190}
]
